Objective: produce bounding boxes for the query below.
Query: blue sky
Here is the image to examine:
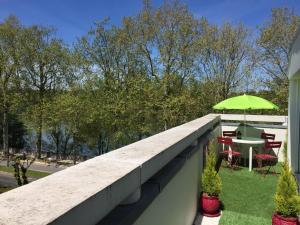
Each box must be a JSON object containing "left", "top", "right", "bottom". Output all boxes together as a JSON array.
[{"left": 0, "top": 0, "right": 300, "bottom": 44}]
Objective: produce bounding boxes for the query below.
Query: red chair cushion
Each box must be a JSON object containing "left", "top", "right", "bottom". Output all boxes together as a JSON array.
[
  {"left": 255, "top": 154, "right": 277, "bottom": 160},
  {"left": 217, "top": 136, "right": 233, "bottom": 145}
]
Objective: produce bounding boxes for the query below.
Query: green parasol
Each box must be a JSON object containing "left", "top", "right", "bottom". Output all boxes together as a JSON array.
[{"left": 213, "top": 94, "right": 279, "bottom": 135}]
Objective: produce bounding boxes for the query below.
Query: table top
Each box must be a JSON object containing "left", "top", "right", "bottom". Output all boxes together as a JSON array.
[{"left": 231, "top": 136, "right": 265, "bottom": 144}]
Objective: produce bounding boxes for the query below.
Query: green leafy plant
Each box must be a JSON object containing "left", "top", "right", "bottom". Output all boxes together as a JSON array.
[
  {"left": 274, "top": 142, "right": 300, "bottom": 217},
  {"left": 202, "top": 140, "right": 221, "bottom": 196}
]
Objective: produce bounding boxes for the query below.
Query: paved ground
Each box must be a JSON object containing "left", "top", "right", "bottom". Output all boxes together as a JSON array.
[
  {"left": 194, "top": 213, "right": 221, "bottom": 225},
  {"left": 0, "top": 171, "right": 36, "bottom": 188},
  {"left": 0, "top": 172, "right": 17, "bottom": 188}
]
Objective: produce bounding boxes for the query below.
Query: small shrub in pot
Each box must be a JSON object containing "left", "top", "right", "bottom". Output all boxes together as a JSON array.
[
  {"left": 201, "top": 140, "right": 222, "bottom": 217},
  {"left": 272, "top": 144, "right": 300, "bottom": 225}
]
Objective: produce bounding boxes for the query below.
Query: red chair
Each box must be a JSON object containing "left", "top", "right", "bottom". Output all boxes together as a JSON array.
[
  {"left": 223, "top": 131, "right": 237, "bottom": 137},
  {"left": 261, "top": 132, "right": 275, "bottom": 142},
  {"left": 217, "top": 136, "right": 241, "bottom": 168},
  {"left": 255, "top": 141, "right": 282, "bottom": 175}
]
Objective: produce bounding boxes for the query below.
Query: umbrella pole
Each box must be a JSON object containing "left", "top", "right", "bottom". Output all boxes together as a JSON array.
[{"left": 244, "top": 110, "right": 246, "bottom": 136}]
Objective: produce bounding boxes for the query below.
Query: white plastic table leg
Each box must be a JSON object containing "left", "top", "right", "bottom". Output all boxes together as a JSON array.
[
  {"left": 228, "top": 145, "right": 232, "bottom": 164},
  {"left": 249, "top": 146, "right": 253, "bottom": 171}
]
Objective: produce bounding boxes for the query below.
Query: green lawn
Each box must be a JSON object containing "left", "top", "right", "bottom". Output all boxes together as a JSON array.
[
  {"left": 219, "top": 164, "right": 281, "bottom": 225},
  {"left": 0, "top": 165, "right": 50, "bottom": 178}
]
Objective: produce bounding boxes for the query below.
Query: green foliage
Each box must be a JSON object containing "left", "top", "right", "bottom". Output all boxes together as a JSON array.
[
  {"left": 0, "top": 16, "right": 24, "bottom": 164},
  {"left": 274, "top": 140, "right": 300, "bottom": 217},
  {"left": 257, "top": 8, "right": 300, "bottom": 114},
  {"left": 202, "top": 140, "right": 221, "bottom": 196},
  {"left": 0, "top": 3, "right": 296, "bottom": 160},
  {"left": 198, "top": 19, "right": 252, "bottom": 100},
  {"left": 19, "top": 25, "right": 71, "bottom": 158},
  {"left": 0, "top": 113, "right": 26, "bottom": 149},
  {"left": 274, "top": 161, "right": 300, "bottom": 217}
]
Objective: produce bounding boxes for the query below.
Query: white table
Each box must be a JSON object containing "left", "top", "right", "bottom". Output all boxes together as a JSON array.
[{"left": 231, "top": 136, "right": 265, "bottom": 171}]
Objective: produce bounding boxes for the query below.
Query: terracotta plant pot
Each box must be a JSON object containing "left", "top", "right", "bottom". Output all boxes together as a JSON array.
[
  {"left": 272, "top": 213, "right": 299, "bottom": 225},
  {"left": 201, "top": 193, "right": 221, "bottom": 217}
]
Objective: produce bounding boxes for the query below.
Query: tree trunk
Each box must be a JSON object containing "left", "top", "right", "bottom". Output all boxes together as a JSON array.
[
  {"left": 37, "top": 69, "right": 45, "bottom": 159},
  {"left": 36, "top": 122, "right": 42, "bottom": 159},
  {"left": 73, "top": 146, "right": 77, "bottom": 165},
  {"left": 164, "top": 120, "right": 168, "bottom": 131},
  {"left": 62, "top": 142, "right": 67, "bottom": 159},
  {"left": 56, "top": 137, "right": 60, "bottom": 160},
  {"left": 62, "top": 134, "right": 70, "bottom": 160},
  {"left": 97, "top": 133, "right": 105, "bottom": 155},
  {"left": 73, "top": 136, "right": 78, "bottom": 165},
  {"left": 97, "top": 141, "right": 102, "bottom": 156},
  {"left": 138, "top": 134, "right": 143, "bottom": 140},
  {"left": 52, "top": 129, "right": 60, "bottom": 160},
  {"left": 3, "top": 108, "right": 9, "bottom": 167},
  {"left": 36, "top": 94, "right": 44, "bottom": 159},
  {"left": 105, "top": 138, "right": 110, "bottom": 154}
]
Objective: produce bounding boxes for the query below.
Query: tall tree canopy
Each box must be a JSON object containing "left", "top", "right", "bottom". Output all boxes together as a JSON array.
[
  {"left": 0, "top": 1, "right": 298, "bottom": 161},
  {"left": 0, "top": 16, "right": 23, "bottom": 165},
  {"left": 20, "top": 26, "right": 70, "bottom": 158},
  {"left": 197, "top": 19, "right": 253, "bottom": 100},
  {"left": 256, "top": 8, "right": 300, "bottom": 113}
]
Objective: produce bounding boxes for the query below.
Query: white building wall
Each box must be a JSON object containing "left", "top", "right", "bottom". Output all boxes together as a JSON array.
[
  {"left": 132, "top": 125, "right": 222, "bottom": 225},
  {"left": 288, "top": 79, "right": 300, "bottom": 173},
  {"left": 133, "top": 147, "right": 201, "bottom": 225},
  {"left": 288, "top": 28, "right": 300, "bottom": 175}
]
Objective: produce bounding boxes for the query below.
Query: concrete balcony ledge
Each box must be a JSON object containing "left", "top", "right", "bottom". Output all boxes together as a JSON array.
[
  {"left": 214, "top": 113, "right": 288, "bottom": 124},
  {"left": 0, "top": 114, "right": 220, "bottom": 225}
]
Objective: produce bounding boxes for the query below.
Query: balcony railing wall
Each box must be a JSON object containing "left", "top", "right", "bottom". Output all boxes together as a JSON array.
[
  {"left": 0, "top": 114, "right": 220, "bottom": 225},
  {"left": 127, "top": 125, "right": 221, "bottom": 225},
  {"left": 0, "top": 113, "right": 287, "bottom": 225}
]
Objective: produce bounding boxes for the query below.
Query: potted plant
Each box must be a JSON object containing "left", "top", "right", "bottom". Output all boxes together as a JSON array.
[
  {"left": 201, "top": 140, "right": 222, "bottom": 217},
  {"left": 272, "top": 144, "right": 300, "bottom": 225}
]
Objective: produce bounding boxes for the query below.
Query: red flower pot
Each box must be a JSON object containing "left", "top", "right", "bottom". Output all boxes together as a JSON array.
[
  {"left": 272, "top": 213, "right": 299, "bottom": 225},
  {"left": 201, "top": 193, "right": 221, "bottom": 217}
]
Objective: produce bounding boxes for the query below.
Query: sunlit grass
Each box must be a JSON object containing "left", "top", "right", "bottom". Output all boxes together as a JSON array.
[
  {"left": 219, "top": 164, "right": 281, "bottom": 225},
  {"left": 0, "top": 165, "right": 50, "bottom": 178}
]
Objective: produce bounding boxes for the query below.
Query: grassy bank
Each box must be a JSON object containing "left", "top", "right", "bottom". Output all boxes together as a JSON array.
[{"left": 0, "top": 165, "right": 50, "bottom": 178}]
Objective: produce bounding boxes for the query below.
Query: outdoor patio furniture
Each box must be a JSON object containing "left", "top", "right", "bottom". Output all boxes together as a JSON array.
[
  {"left": 260, "top": 132, "right": 275, "bottom": 142},
  {"left": 217, "top": 136, "right": 241, "bottom": 169},
  {"left": 254, "top": 141, "right": 282, "bottom": 175},
  {"left": 231, "top": 136, "right": 265, "bottom": 171},
  {"left": 222, "top": 131, "right": 237, "bottom": 137}
]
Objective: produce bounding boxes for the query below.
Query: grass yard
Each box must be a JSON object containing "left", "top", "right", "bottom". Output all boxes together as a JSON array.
[
  {"left": 0, "top": 165, "right": 50, "bottom": 178},
  {"left": 219, "top": 164, "right": 281, "bottom": 225}
]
